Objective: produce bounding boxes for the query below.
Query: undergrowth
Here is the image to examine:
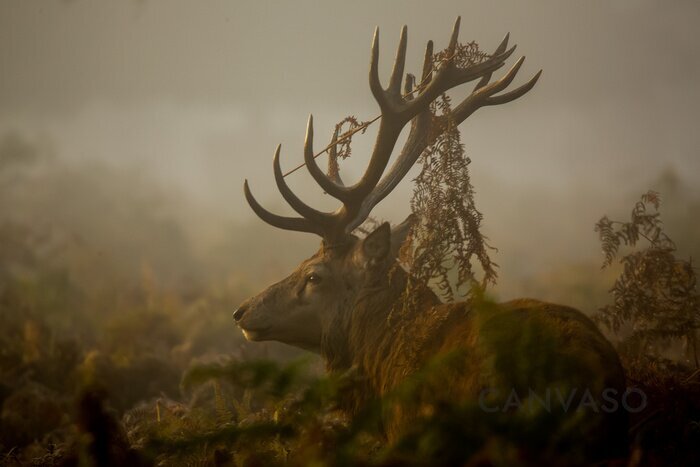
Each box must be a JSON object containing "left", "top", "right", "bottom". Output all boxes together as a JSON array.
[{"left": 1, "top": 39, "right": 700, "bottom": 467}]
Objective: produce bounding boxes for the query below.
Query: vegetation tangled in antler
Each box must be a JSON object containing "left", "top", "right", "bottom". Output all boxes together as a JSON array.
[
  {"left": 404, "top": 92, "right": 497, "bottom": 301},
  {"left": 326, "top": 116, "right": 369, "bottom": 184},
  {"left": 328, "top": 41, "right": 498, "bottom": 306}
]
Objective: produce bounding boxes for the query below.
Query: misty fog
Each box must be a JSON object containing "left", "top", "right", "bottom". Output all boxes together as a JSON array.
[
  {"left": 2, "top": 0, "right": 699, "bottom": 309},
  {"left": 2, "top": 2, "right": 700, "bottom": 465}
]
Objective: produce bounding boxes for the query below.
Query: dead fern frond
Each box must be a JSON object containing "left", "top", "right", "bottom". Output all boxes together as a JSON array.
[
  {"left": 595, "top": 191, "right": 700, "bottom": 367},
  {"left": 595, "top": 190, "right": 668, "bottom": 268},
  {"left": 327, "top": 116, "right": 369, "bottom": 182},
  {"left": 433, "top": 40, "right": 491, "bottom": 70},
  {"left": 401, "top": 93, "right": 497, "bottom": 306},
  {"left": 328, "top": 41, "right": 498, "bottom": 308}
]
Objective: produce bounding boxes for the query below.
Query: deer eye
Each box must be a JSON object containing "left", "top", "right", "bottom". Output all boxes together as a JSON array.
[{"left": 306, "top": 273, "right": 322, "bottom": 285}]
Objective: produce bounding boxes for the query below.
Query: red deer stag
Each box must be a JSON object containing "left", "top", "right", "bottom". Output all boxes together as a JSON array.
[{"left": 235, "top": 18, "right": 627, "bottom": 461}]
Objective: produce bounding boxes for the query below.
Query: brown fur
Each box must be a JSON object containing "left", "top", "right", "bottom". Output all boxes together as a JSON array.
[
  {"left": 235, "top": 230, "right": 628, "bottom": 458},
  {"left": 234, "top": 20, "right": 617, "bottom": 460}
]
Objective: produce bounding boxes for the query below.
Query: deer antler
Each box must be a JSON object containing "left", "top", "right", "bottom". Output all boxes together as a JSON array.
[{"left": 244, "top": 17, "right": 541, "bottom": 242}]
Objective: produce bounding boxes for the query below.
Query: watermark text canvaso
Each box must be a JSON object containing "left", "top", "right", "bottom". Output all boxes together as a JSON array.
[{"left": 478, "top": 387, "right": 647, "bottom": 414}]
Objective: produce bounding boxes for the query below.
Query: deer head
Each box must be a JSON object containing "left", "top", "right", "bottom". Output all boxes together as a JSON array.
[
  {"left": 232, "top": 218, "right": 414, "bottom": 354},
  {"left": 234, "top": 18, "right": 540, "bottom": 357}
]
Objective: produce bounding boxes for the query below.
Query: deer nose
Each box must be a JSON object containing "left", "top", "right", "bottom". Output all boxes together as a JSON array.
[{"left": 233, "top": 304, "right": 249, "bottom": 322}]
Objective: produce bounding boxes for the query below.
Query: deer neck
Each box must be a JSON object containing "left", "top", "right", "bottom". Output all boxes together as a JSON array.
[{"left": 321, "top": 264, "right": 440, "bottom": 399}]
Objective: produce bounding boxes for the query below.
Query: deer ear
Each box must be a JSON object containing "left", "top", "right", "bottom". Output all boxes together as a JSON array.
[
  {"left": 362, "top": 222, "right": 391, "bottom": 263},
  {"left": 389, "top": 214, "right": 415, "bottom": 260}
]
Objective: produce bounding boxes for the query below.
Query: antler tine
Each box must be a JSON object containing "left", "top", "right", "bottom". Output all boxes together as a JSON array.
[
  {"left": 404, "top": 73, "right": 415, "bottom": 101},
  {"left": 351, "top": 21, "right": 482, "bottom": 207},
  {"left": 346, "top": 107, "right": 432, "bottom": 233},
  {"left": 420, "top": 40, "right": 434, "bottom": 84},
  {"left": 243, "top": 180, "right": 323, "bottom": 236},
  {"left": 497, "top": 32, "right": 511, "bottom": 55},
  {"left": 474, "top": 33, "right": 510, "bottom": 92},
  {"left": 485, "top": 69, "right": 542, "bottom": 106},
  {"left": 451, "top": 56, "right": 542, "bottom": 124},
  {"left": 414, "top": 45, "right": 515, "bottom": 106},
  {"left": 273, "top": 144, "right": 333, "bottom": 224},
  {"left": 482, "top": 55, "right": 526, "bottom": 96},
  {"left": 337, "top": 25, "right": 421, "bottom": 205},
  {"left": 342, "top": 21, "right": 525, "bottom": 232},
  {"left": 243, "top": 20, "right": 540, "bottom": 240},
  {"left": 369, "top": 27, "right": 386, "bottom": 109},
  {"left": 303, "top": 115, "right": 352, "bottom": 202},
  {"left": 394, "top": 30, "right": 516, "bottom": 124},
  {"left": 448, "top": 16, "right": 461, "bottom": 52},
  {"left": 388, "top": 25, "right": 408, "bottom": 94},
  {"left": 245, "top": 124, "right": 350, "bottom": 241},
  {"left": 344, "top": 27, "right": 539, "bottom": 232}
]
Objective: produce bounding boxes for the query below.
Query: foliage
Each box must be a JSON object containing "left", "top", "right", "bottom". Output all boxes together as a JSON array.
[
  {"left": 622, "top": 355, "right": 700, "bottom": 466},
  {"left": 2, "top": 132, "right": 700, "bottom": 464},
  {"left": 408, "top": 41, "right": 497, "bottom": 301},
  {"left": 0, "top": 140, "right": 307, "bottom": 465},
  {"left": 433, "top": 40, "right": 491, "bottom": 70},
  {"left": 326, "top": 116, "right": 370, "bottom": 183},
  {"left": 326, "top": 40, "right": 497, "bottom": 304},
  {"left": 589, "top": 191, "right": 700, "bottom": 465},
  {"left": 403, "top": 93, "right": 497, "bottom": 304},
  {"left": 595, "top": 191, "right": 700, "bottom": 365},
  {"left": 127, "top": 343, "right": 597, "bottom": 466}
]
